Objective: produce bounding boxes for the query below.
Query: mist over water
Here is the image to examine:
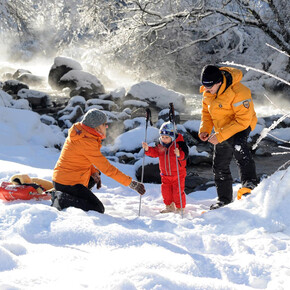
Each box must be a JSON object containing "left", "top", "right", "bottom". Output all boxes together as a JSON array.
[{"left": 0, "top": 39, "right": 289, "bottom": 122}]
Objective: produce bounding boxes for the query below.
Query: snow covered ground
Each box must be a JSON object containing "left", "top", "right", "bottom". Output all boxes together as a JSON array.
[{"left": 0, "top": 106, "right": 290, "bottom": 290}]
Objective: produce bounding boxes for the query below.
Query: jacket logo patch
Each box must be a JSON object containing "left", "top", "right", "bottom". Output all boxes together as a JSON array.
[
  {"left": 243, "top": 100, "right": 250, "bottom": 109},
  {"left": 75, "top": 128, "right": 82, "bottom": 135}
]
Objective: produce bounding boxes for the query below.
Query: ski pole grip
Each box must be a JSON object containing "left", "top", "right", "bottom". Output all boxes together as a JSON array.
[
  {"left": 169, "top": 102, "right": 175, "bottom": 122},
  {"left": 145, "top": 108, "right": 152, "bottom": 125}
]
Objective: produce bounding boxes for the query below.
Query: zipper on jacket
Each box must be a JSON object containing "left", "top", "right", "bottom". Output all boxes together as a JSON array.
[
  {"left": 167, "top": 149, "right": 171, "bottom": 175},
  {"left": 164, "top": 150, "right": 169, "bottom": 175}
]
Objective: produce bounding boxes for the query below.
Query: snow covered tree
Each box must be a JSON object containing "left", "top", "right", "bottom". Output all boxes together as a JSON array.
[
  {"left": 0, "top": 0, "right": 289, "bottom": 90},
  {"left": 91, "top": 0, "right": 289, "bottom": 90}
]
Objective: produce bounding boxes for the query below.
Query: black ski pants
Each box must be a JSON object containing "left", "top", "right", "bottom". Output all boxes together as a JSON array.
[
  {"left": 52, "top": 177, "right": 105, "bottom": 213},
  {"left": 212, "top": 126, "right": 258, "bottom": 204}
]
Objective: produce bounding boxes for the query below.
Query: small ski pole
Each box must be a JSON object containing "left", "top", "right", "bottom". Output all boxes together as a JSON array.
[
  {"left": 138, "top": 108, "right": 152, "bottom": 216},
  {"left": 169, "top": 103, "right": 184, "bottom": 218}
]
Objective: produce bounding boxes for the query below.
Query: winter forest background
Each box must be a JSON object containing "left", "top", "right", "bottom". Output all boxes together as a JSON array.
[
  {"left": 0, "top": 0, "right": 289, "bottom": 93},
  {"left": 0, "top": 1, "right": 290, "bottom": 289}
]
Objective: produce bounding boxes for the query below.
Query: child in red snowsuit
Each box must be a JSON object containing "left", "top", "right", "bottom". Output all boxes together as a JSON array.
[{"left": 142, "top": 121, "right": 188, "bottom": 213}]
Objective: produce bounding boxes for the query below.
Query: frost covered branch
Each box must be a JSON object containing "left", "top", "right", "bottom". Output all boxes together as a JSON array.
[
  {"left": 263, "top": 94, "right": 288, "bottom": 115},
  {"left": 221, "top": 61, "right": 290, "bottom": 86},
  {"left": 267, "top": 134, "right": 290, "bottom": 145},
  {"left": 266, "top": 43, "right": 290, "bottom": 58},
  {"left": 278, "top": 160, "right": 290, "bottom": 181},
  {"left": 252, "top": 113, "right": 290, "bottom": 150}
]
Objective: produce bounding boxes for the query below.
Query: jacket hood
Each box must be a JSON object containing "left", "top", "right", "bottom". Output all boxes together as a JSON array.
[
  {"left": 220, "top": 66, "right": 243, "bottom": 84},
  {"left": 68, "top": 122, "right": 103, "bottom": 141},
  {"left": 175, "top": 133, "right": 184, "bottom": 142}
]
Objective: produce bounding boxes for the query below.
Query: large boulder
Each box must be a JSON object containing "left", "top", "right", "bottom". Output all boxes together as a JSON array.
[
  {"left": 17, "top": 73, "right": 46, "bottom": 87},
  {"left": 185, "top": 173, "right": 211, "bottom": 194},
  {"left": 136, "top": 162, "right": 161, "bottom": 184},
  {"left": 126, "top": 81, "right": 186, "bottom": 111},
  {"left": 17, "top": 89, "right": 52, "bottom": 108},
  {"left": 12, "top": 69, "right": 32, "bottom": 79},
  {"left": 62, "top": 70, "right": 105, "bottom": 99},
  {"left": 48, "top": 56, "right": 82, "bottom": 90},
  {"left": 2, "top": 80, "right": 29, "bottom": 95}
]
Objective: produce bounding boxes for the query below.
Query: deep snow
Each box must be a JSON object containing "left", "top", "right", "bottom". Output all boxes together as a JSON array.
[{"left": 0, "top": 106, "right": 290, "bottom": 290}]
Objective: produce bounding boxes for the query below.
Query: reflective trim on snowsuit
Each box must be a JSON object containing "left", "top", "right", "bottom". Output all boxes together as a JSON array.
[
  {"left": 199, "top": 67, "right": 259, "bottom": 202},
  {"left": 199, "top": 67, "right": 257, "bottom": 143},
  {"left": 145, "top": 134, "right": 187, "bottom": 208}
]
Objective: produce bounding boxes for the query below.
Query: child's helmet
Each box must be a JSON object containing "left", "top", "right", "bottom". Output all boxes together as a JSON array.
[{"left": 159, "top": 121, "right": 176, "bottom": 140}]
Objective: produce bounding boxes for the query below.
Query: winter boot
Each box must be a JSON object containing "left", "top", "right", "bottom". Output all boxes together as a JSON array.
[
  {"left": 237, "top": 187, "right": 252, "bottom": 200},
  {"left": 210, "top": 201, "right": 228, "bottom": 210},
  {"left": 175, "top": 207, "right": 185, "bottom": 214},
  {"left": 160, "top": 202, "right": 175, "bottom": 213}
]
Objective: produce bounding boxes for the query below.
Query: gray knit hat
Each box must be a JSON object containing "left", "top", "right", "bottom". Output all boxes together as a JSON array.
[{"left": 81, "top": 109, "right": 107, "bottom": 128}]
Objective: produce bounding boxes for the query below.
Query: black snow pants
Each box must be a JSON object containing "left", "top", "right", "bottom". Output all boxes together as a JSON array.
[
  {"left": 52, "top": 177, "right": 105, "bottom": 213},
  {"left": 213, "top": 126, "right": 259, "bottom": 204}
]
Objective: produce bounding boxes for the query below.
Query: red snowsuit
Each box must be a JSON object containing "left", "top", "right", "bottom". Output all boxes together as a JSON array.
[{"left": 145, "top": 134, "right": 187, "bottom": 209}]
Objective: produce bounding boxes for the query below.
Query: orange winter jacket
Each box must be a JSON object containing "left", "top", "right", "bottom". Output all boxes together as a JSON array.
[
  {"left": 199, "top": 67, "right": 257, "bottom": 143},
  {"left": 53, "top": 123, "right": 132, "bottom": 187}
]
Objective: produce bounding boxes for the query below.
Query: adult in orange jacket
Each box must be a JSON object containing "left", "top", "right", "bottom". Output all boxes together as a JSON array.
[
  {"left": 199, "top": 65, "right": 259, "bottom": 210},
  {"left": 52, "top": 109, "right": 145, "bottom": 213}
]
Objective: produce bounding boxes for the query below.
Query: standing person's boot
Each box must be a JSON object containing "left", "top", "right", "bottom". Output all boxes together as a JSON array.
[
  {"left": 210, "top": 200, "right": 230, "bottom": 210},
  {"left": 160, "top": 202, "right": 175, "bottom": 213},
  {"left": 237, "top": 187, "right": 252, "bottom": 200}
]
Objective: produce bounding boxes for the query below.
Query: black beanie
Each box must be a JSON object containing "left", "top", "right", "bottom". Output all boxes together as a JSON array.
[{"left": 201, "top": 65, "right": 223, "bottom": 87}]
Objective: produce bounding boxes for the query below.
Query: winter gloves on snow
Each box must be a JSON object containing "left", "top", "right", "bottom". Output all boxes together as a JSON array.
[
  {"left": 91, "top": 172, "right": 146, "bottom": 195},
  {"left": 129, "top": 180, "right": 146, "bottom": 195}
]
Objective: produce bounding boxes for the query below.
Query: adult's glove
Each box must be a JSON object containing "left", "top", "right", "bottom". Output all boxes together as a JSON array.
[
  {"left": 91, "top": 172, "right": 102, "bottom": 189},
  {"left": 129, "top": 180, "right": 146, "bottom": 195}
]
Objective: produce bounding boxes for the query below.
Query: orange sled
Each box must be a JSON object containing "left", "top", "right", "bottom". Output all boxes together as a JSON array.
[{"left": 0, "top": 182, "right": 51, "bottom": 201}]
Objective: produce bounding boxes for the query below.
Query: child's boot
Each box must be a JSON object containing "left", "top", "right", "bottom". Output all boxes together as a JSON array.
[
  {"left": 160, "top": 202, "right": 175, "bottom": 213},
  {"left": 175, "top": 207, "right": 185, "bottom": 214}
]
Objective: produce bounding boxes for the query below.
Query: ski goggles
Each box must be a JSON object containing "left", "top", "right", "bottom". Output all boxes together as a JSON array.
[
  {"left": 204, "top": 84, "right": 214, "bottom": 89},
  {"left": 159, "top": 129, "right": 175, "bottom": 137}
]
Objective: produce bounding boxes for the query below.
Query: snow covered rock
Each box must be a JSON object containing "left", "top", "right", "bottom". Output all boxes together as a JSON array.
[
  {"left": 0, "top": 89, "right": 13, "bottom": 107},
  {"left": 48, "top": 56, "right": 83, "bottom": 90},
  {"left": 11, "top": 99, "right": 31, "bottom": 110},
  {"left": 17, "top": 89, "right": 52, "bottom": 108},
  {"left": 87, "top": 98, "right": 117, "bottom": 111},
  {"left": 158, "top": 108, "right": 180, "bottom": 123},
  {"left": 126, "top": 81, "right": 186, "bottom": 111},
  {"left": 57, "top": 105, "right": 84, "bottom": 128},
  {"left": 40, "top": 114, "right": 58, "bottom": 126},
  {"left": 60, "top": 70, "right": 105, "bottom": 99},
  {"left": 12, "top": 69, "right": 32, "bottom": 79},
  {"left": 67, "top": 96, "right": 87, "bottom": 112},
  {"left": 2, "top": 80, "right": 29, "bottom": 95},
  {"left": 17, "top": 73, "right": 46, "bottom": 86}
]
